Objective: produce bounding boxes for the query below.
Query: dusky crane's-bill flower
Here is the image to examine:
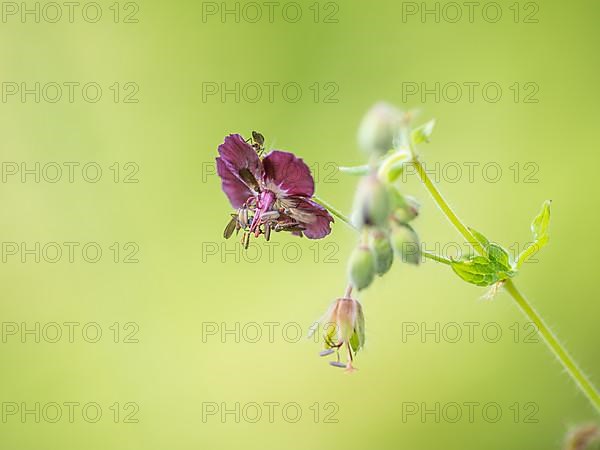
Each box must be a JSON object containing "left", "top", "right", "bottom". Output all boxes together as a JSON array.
[{"left": 216, "top": 133, "right": 333, "bottom": 246}]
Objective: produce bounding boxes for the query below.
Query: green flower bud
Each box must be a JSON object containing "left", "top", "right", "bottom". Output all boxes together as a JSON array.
[
  {"left": 352, "top": 174, "right": 392, "bottom": 229},
  {"left": 391, "top": 223, "right": 421, "bottom": 265},
  {"left": 348, "top": 245, "right": 376, "bottom": 290},
  {"left": 369, "top": 230, "right": 394, "bottom": 276},
  {"left": 357, "top": 102, "right": 402, "bottom": 156},
  {"left": 390, "top": 191, "right": 420, "bottom": 224}
]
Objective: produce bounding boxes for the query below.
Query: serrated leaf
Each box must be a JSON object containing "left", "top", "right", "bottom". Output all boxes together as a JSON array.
[
  {"left": 411, "top": 119, "right": 436, "bottom": 144},
  {"left": 451, "top": 255, "right": 515, "bottom": 287},
  {"left": 467, "top": 228, "right": 514, "bottom": 269},
  {"left": 468, "top": 227, "right": 514, "bottom": 270},
  {"left": 487, "top": 243, "right": 512, "bottom": 271},
  {"left": 517, "top": 200, "right": 551, "bottom": 267},
  {"left": 468, "top": 227, "right": 490, "bottom": 250}
]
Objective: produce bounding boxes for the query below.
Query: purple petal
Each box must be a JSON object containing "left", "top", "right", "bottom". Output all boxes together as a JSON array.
[
  {"left": 319, "top": 349, "right": 335, "bottom": 357},
  {"left": 216, "top": 157, "right": 253, "bottom": 208},
  {"left": 262, "top": 150, "right": 314, "bottom": 197},
  {"left": 288, "top": 198, "right": 334, "bottom": 239},
  {"left": 217, "top": 134, "right": 263, "bottom": 183}
]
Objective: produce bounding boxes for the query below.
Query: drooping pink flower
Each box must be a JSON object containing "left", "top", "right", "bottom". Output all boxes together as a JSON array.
[
  {"left": 216, "top": 133, "right": 333, "bottom": 246},
  {"left": 311, "top": 296, "right": 365, "bottom": 372}
]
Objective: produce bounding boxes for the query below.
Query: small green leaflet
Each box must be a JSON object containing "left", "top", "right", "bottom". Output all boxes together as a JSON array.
[
  {"left": 487, "top": 243, "right": 511, "bottom": 271},
  {"left": 452, "top": 202, "right": 551, "bottom": 286},
  {"left": 469, "top": 227, "right": 490, "bottom": 250},
  {"left": 517, "top": 200, "right": 551, "bottom": 267},
  {"left": 468, "top": 227, "right": 513, "bottom": 270},
  {"left": 411, "top": 119, "right": 436, "bottom": 144},
  {"left": 451, "top": 228, "right": 516, "bottom": 287},
  {"left": 532, "top": 200, "right": 551, "bottom": 241}
]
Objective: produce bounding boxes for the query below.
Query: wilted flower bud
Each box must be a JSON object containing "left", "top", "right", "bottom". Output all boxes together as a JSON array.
[
  {"left": 391, "top": 223, "right": 421, "bottom": 265},
  {"left": 564, "top": 424, "right": 600, "bottom": 450},
  {"left": 369, "top": 230, "right": 394, "bottom": 276},
  {"left": 389, "top": 189, "right": 420, "bottom": 224},
  {"left": 348, "top": 245, "right": 376, "bottom": 290},
  {"left": 352, "top": 174, "right": 392, "bottom": 229},
  {"left": 313, "top": 296, "right": 365, "bottom": 372},
  {"left": 357, "top": 102, "right": 402, "bottom": 156}
]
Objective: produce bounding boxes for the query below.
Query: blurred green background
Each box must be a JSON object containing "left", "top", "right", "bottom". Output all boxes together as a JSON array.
[{"left": 0, "top": 0, "right": 598, "bottom": 449}]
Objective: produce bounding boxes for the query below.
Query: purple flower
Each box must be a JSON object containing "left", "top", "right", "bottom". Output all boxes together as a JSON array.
[{"left": 216, "top": 133, "right": 333, "bottom": 245}]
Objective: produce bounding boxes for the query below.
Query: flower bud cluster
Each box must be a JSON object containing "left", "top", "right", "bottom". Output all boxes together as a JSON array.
[
  {"left": 315, "top": 102, "right": 426, "bottom": 372},
  {"left": 348, "top": 104, "right": 422, "bottom": 291}
]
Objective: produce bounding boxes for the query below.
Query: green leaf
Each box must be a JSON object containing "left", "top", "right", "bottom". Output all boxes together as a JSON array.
[
  {"left": 517, "top": 200, "right": 551, "bottom": 267},
  {"left": 487, "top": 243, "right": 512, "bottom": 271},
  {"left": 531, "top": 200, "right": 551, "bottom": 241},
  {"left": 468, "top": 227, "right": 490, "bottom": 250},
  {"left": 451, "top": 255, "right": 515, "bottom": 287},
  {"left": 411, "top": 119, "right": 436, "bottom": 144},
  {"left": 451, "top": 257, "right": 498, "bottom": 287},
  {"left": 468, "top": 227, "right": 514, "bottom": 269}
]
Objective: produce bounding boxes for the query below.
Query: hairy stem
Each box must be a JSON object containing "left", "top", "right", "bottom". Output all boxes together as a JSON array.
[
  {"left": 411, "top": 157, "right": 600, "bottom": 413},
  {"left": 504, "top": 279, "right": 600, "bottom": 411},
  {"left": 411, "top": 158, "right": 486, "bottom": 255}
]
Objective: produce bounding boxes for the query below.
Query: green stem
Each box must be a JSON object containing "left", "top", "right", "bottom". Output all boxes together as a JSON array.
[
  {"left": 411, "top": 156, "right": 600, "bottom": 413},
  {"left": 313, "top": 195, "right": 355, "bottom": 230},
  {"left": 422, "top": 251, "right": 452, "bottom": 266},
  {"left": 411, "top": 159, "right": 486, "bottom": 255},
  {"left": 504, "top": 279, "right": 600, "bottom": 411}
]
